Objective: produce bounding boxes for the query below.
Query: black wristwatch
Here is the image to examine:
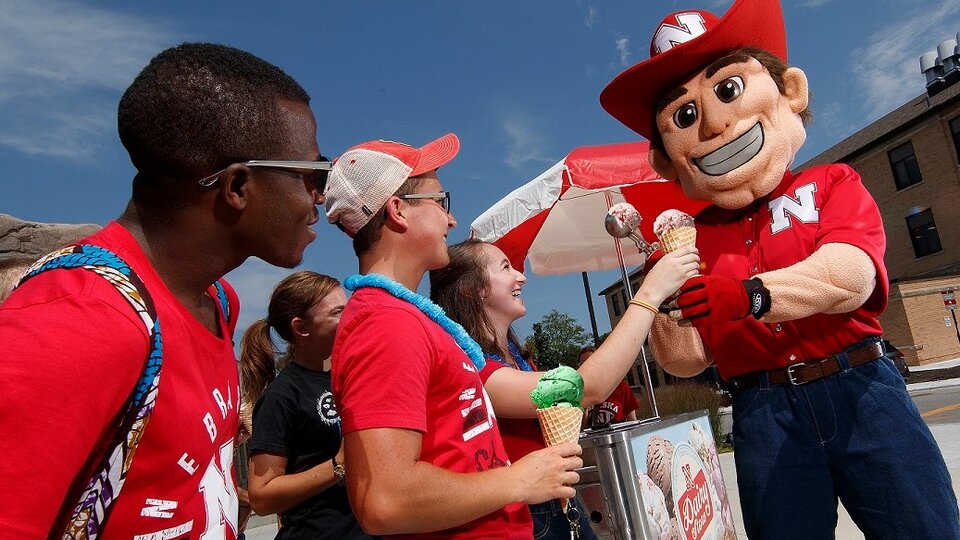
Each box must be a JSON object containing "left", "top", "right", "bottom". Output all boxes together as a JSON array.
[
  {"left": 742, "top": 278, "right": 771, "bottom": 319},
  {"left": 332, "top": 456, "right": 346, "bottom": 484}
]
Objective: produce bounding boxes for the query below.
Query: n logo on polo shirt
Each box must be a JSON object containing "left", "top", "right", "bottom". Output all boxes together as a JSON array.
[
  {"left": 768, "top": 183, "right": 819, "bottom": 234},
  {"left": 652, "top": 12, "right": 708, "bottom": 54}
]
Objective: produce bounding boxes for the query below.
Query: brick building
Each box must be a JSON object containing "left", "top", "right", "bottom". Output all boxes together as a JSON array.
[
  {"left": 801, "top": 42, "right": 960, "bottom": 365},
  {"left": 599, "top": 35, "right": 960, "bottom": 369}
]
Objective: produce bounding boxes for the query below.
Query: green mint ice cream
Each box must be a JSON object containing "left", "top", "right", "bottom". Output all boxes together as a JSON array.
[{"left": 531, "top": 366, "right": 584, "bottom": 408}]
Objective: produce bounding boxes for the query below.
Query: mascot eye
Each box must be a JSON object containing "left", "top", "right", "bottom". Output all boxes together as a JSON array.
[
  {"left": 714, "top": 76, "right": 744, "bottom": 103},
  {"left": 673, "top": 102, "right": 698, "bottom": 129}
]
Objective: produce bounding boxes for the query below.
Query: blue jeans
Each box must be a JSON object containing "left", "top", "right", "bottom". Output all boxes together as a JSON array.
[
  {"left": 731, "top": 340, "right": 960, "bottom": 539},
  {"left": 530, "top": 497, "right": 597, "bottom": 540}
]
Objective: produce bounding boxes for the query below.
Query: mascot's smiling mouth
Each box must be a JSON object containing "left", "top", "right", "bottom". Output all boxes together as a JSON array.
[{"left": 694, "top": 122, "right": 764, "bottom": 176}]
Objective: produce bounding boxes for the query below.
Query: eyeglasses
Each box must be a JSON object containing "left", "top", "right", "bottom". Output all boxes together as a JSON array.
[
  {"left": 398, "top": 191, "right": 451, "bottom": 214},
  {"left": 198, "top": 160, "right": 333, "bottom": 191}
]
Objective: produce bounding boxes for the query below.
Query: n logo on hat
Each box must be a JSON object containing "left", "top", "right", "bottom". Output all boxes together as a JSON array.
[{"left": 652, "top": 12, "right": 708, "bottom": 55}]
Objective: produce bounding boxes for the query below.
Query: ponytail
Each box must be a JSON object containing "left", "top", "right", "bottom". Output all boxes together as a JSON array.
[{"left": 239, "top": 318, "right": 278, "bottom": 408}]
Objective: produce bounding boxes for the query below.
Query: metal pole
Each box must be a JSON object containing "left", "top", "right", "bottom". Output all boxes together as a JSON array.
[
  {"left": 605, "top": 192, "right": 659, "bottom": 419},
  {"left": 952, "top": 309, "right": 960, "bottom": 346},
  {"left": 582, "top": 272, "right": 601, "bottom": 347}
]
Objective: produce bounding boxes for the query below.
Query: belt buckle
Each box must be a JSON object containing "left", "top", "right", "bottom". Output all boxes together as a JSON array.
[{"left": 786, "top": 362, "right": 807, "bottom": 385}]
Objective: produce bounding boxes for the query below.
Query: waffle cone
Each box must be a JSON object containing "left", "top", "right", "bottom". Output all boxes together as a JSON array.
[
  {"left": 537, "top": 406, "right": 584, "bottom": 513},
  {"left": 537, "top": 406, "right": 583, "bottom": 446},
  {"left": 659, "top": 226, "right": 696, "bottom": 253}
]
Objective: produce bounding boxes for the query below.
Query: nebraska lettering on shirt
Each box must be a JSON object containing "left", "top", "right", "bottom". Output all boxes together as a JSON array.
[
  {"left": 179, "top": 382, "right": 240, "bottom": 475},
  {"left": 141, "top": 499, "right": 177, "bottom": 518},
  {"left": 460, "top": 358, "right": 497, "bottom": 442}
]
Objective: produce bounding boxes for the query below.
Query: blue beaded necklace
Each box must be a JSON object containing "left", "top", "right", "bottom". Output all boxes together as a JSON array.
[
  {"left": 486, "top": 340, "right": 534, "bottom": 372},
  {"left": 344, "top": 273, "right": 485, "bottom": 370}
]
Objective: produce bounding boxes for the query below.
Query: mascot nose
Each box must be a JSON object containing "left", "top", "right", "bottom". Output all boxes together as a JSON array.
[{"left": 700, "top": 106, "right": 732, "bottom": 138}]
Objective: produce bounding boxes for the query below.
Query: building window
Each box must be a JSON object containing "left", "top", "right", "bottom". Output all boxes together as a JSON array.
[
  {"left": 612, "top": 292, "right": 623, "bottom": 317},
  {"left": 888, "top": 141, "right": 922, "bottom": 190},
  {"left": 950, "top": 116, "right": 960, "bottom": 164},
  {"left": 906, "top": 209, "right": 942, "bottom": 258}
]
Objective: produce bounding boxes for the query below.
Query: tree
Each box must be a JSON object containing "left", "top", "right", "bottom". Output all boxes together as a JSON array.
[{"left": 527, "top": 310, "right": 591, "bottom": 370}]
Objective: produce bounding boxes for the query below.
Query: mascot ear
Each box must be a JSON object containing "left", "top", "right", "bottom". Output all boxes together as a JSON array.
[
  {"left": 649, "top": 147, "right": 678, "bottom": 180},
  {"left": 783, "top": 67, "right": 809, "bottom": 115}
]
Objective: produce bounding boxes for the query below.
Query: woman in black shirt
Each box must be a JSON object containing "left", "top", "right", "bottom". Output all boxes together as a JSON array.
[{"left": 240, "top": 271, "right": 372, "bottom": 540}]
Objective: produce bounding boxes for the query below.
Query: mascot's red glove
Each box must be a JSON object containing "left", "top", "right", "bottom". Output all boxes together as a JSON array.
[{"left": 676, "top": 275, "right": 770, "bottom": 327}]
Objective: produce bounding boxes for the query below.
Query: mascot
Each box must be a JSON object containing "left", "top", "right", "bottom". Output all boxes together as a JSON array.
[{"left": 600, "top": 0, "right": 960, "bottom": 538}]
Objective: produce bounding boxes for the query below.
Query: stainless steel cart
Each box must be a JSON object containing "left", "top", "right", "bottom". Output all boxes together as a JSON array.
[{"left": 574, "top": 411, "right": 736, "bottom": 540}]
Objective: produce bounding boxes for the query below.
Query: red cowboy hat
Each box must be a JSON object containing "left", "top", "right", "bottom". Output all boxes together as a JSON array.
[{"left": 600, "top": 0, "right": 787, "bottom": 140}]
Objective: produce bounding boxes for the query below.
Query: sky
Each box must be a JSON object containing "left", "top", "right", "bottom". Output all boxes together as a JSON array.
[{"left": 2, "top": 0, "right": 959, "bottom": 346}]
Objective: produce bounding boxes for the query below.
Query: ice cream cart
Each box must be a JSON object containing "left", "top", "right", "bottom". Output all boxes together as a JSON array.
[{"left": 574, "top": 411, "right": 737, "bottom": 540}]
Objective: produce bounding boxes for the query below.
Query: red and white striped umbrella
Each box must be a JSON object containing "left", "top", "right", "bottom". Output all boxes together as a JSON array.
[{"left": 471, "top": 141, "right": 708, "bottom": 274}]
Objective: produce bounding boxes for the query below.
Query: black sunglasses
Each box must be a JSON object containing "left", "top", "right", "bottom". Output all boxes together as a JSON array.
[{"left": 198, "top": 158, "right": 332, "bottom": 192}]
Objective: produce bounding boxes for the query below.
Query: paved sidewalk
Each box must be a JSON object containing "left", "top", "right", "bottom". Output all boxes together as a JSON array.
[{"left": 241, "top": 514, "right": 278, "bottom": 540}]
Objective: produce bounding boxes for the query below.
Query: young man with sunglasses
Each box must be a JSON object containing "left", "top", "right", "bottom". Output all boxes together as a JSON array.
[
  {"left": 0, "top": 43, "right": 328, "bottom": 538},
  {"left": 325, "top": 135, "right": 583, "bottom": 539}
]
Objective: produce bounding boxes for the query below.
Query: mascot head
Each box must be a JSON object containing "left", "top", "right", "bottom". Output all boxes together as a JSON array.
[{"left": 601, "top": 0, "right": 810, "bottom": 210}]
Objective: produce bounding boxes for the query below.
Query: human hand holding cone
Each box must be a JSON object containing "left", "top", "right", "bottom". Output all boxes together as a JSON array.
[{"left": 531, "top": 366, "right": 585, "bottom": 512}]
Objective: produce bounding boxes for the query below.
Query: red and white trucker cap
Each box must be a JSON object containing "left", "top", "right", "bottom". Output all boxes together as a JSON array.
[
  {"left": 600, "top": 0, "right": 786, "bottom": 140},
  {"left": 325, "top": 133, "right": 460, "bottom": 236}
]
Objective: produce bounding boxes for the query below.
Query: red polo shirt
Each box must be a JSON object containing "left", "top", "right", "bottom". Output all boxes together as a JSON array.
[{"left": 693, "top": 164, "right": 887, "bottom": 378}]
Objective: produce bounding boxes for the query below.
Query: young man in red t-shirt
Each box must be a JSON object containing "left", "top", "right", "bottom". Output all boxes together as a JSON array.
[
  {"left": 325, "top": 134, "right": 582, "bottom": 539},
  {"left": 0, "top": 43, "right": 328, "bottom": 539}
]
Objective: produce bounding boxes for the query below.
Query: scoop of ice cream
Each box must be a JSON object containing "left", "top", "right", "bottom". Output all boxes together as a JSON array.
[
  {"left": 653, "top": 209, "right": 695, "bottom": 238},
  {"left": 530, "top": 366, "right": 584, "bottom": 409},
  {"left": 646, "top": 435, "right": 674, "bottom": 516},
  {"left": 607, "top": 202, "right": 641, "bottom": 231},
  {"left": 636, "top": 471, "right": 672, "bottom": 538}
]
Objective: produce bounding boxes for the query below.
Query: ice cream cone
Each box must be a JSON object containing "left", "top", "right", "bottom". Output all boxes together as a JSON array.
[
  {"left": 537, "top": 406, "right": 584, "bottom": 512},
  {"left": 659, "top": 226, "right": 696, "bottom": 254}
]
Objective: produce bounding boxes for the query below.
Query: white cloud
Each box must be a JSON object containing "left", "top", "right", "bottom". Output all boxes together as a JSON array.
[
  {"left": 615, "top": 35, "right": 631, "bottom": 67},
  {"left": 501, "top": 113, "right": 553, "bottom": 170},
  {"left": 850, "top": 1, "right": 960, "bottom": 120},
  {"left": 584, "top": 6, "right": 598, "bottom": 29},
  {"left": 0, "top": 0, "right": 175, "bottom": 160},
  {"left": 811, "top": 102, "right": 851, "bottom": 140},
  {"left": 798, "top": 0, "right": 834, "bottom": 8}
]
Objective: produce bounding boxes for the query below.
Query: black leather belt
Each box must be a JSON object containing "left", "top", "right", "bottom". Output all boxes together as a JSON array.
[{"left": 727, "top": 341, "right": 884, "bottom": 390}]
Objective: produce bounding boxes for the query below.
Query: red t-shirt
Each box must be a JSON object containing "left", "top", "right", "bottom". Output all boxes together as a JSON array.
[
  {"left": 478, "top": 361, "right": 546, "bottom": 462},
  {"left": 0, "top": 222, "right": 241, "bottom": 539},
  {"left": 332, "top": 287, "right": 531, "bottom": 539},
  {"left": 694, "top": 164, "right": 888, "bottom": 378},
  {"left": 587, "top": 380, "right": 639, "bottom": 428}
]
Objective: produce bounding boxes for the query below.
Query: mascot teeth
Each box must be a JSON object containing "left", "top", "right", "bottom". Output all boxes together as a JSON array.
[{"left": 694, "top": 122, "right": 764, "bottom": 176}]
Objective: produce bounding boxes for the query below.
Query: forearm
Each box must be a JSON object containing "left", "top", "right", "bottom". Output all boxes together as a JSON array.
[
  {"left": 579, "top": 296, "right": 658, "bottom": 406},
  {"left": 757, "top": 243, "right": 875, "bottom": 323},
  {"left": 371, "top": 462, "right": 520, "bottom": 534},
  {"left": 346, "top": 431, "right": 521, "bottom": 535},
  {"left": 248, "top": 460, "right": 340, "bottom": 515}
]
